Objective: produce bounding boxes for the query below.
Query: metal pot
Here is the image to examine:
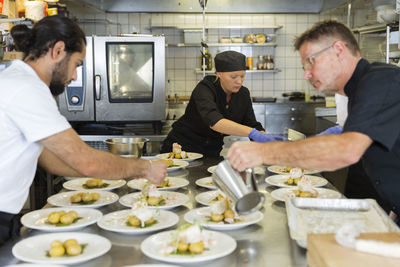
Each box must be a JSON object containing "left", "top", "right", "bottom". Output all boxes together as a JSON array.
[{"left": 104, "top": 137, "right": 149, "bottom": 158}]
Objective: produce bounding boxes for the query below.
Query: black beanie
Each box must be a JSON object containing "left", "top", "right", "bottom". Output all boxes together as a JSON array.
[{"left": 214, "top": 51, "right": 246, "bottom": 72}]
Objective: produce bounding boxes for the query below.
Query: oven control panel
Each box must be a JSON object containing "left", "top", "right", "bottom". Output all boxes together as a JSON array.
[{"left": 65, "top": 65, "right": 85, "bottom": 111}]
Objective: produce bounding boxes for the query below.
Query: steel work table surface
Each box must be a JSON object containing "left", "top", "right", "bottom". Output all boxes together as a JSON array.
[{"left": 0, "top": 157, "right": 311, "bottom": 267}]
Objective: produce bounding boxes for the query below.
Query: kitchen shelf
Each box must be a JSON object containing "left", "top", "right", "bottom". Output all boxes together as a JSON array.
[
  {"left": 152, "top": 25, "right": 282, "bottom": 30},
  {"left": 167, "top": 42, "right": 277, "bottom": 47},
  {"left": 0, "top": 18, "right": 33, "bottom": 25},
  {"left": 195, "top": 68, "right": 280, "bottom": 74}
]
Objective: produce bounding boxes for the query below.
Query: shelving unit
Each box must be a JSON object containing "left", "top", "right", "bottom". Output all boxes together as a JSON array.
[
  {"left": 352, "top": 23, "right": 399, "bottom": 64},
  {"left": 167, "top": 42, "right": 277, "bottom": 47},
  {"left": 195, "top": 68, "right": 280, "bottom": 74},
  {"left": 151, "top": 25, "right": 282, "bottom": 30}
]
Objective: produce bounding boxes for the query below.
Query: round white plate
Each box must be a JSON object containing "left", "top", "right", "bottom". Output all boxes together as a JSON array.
[
  {"left": 156, "top": 152, "right": 203, "bottom": 162},
  {"left": 167, "top": 159, "right": 189, "bottom": 172},
  {"left": 62, "top": 178, "right": 126, "bottom": 191},
  {"left": 265, "top": 174, "right": 328, "bottom": 188},
  {"left": 5, "top": 264, "right": 67, "bottom": 267},
  {"left": 207, "top": 165, "right": 265, "bottom": 175},
  {"left": 122, "top": 264, "right": 181, "bottom": 267},
  {"left": 21, "top": 207, "right": 102, "bottom": 232},
  {"left": 119, "top": 191, "right": 189, "bottom": 209},
  {"left": 184, "top": 207, "right": 264, "bottom": 230},
  {"left": 47, "top": 191, "right": 119, "bottom": 209},
  {"left": 12, "top": 232, "right": 111, "bottom": 265},
  {"left": 127, "top": 177, "right": 189, "bottom": 191},
  {"left": 195, "top": 176, "right": 217, "bottom": 190},
  {"left": 270, "top": 187, "right": 342, "bottom": 202},
  {"left": 97, "top": 209, "right": 179, "bottom": 234},
  {"left": 141, "top": 230, "right": 236, "bottom": 263},
  {"left": 267, "top": 165, "right": 320, "bottom": 175},
  {"left": 195, "top": 190, "right": 225, "bottom": 206}
]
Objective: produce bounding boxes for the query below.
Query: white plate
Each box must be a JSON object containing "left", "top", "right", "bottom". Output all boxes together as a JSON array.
[
  {"left": 184, "top": 207, "right": 264, "bottom": 230},
  {"left": 122, "top": 265, "right": 180, "bottom": 267},
  {"left": 207, "top": 165, "right": 265, "bottom": 175},
  {"left": 141, "top": 230, "right": 236, "bottom": 263},
  {"left": 265, "top": 174, "right": 328, "bottom": 188},
  {"left": 270, "top": 187, "right": 342, "bottom": 202},
  {"left": 21, "top": 207, "right": 102, "bottom": 232},
  {"left": 12, "top": 232, "right": 111, "bottom": 265},
  {"left": 166, "top": 159, "right": 189, "bottom": 172},
  {"left": 156, "top": 152, "right": 203, "bottom": 162},
  {"left": 267, "top": 165, "right": 320, "bottom": 175},
  {"left": 127, "top": 177, "right": 189, "bottom": 191},
  {"left": 119, "top": 191, "right": 189, "bottom": 209},
  {"left": 195, "top": 176, "right": 217, "bottom": 190},
  {"left": 47, "top": 191, "right": 119, "bottom": 208},
  {"left": 62, "top": 178, "right": 126, "bottom": 191},
  {"left": 5, "top": 264, "right": 67, "bottom": 267},
  {"left": 195, "top": 190, "right": 225, "bottom": 206},
  {"left": 97, "top": 209, "right": 179, "bottom": 234}
]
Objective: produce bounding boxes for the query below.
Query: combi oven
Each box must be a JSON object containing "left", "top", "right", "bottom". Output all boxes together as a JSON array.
[{"left": 58, "top": 35, "right": 166, "bottom": 132}]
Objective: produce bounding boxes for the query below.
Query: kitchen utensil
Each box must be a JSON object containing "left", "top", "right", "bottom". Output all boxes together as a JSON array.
[
  {"left": 213, "top": 160, "right": 265, "bottom": 215},
  {"left": 104, "top": 137, "right": 149, "bottom": 158},
  {"left": 288, "top": 128, "right": 306, "bottom": 141}
]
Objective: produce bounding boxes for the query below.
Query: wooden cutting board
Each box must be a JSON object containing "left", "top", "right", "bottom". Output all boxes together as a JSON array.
[{"left": 307, "top": 233, "right": 400, "bottom": 267}]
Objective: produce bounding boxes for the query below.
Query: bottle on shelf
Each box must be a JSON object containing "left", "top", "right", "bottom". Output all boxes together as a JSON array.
[
  {"left": 247, "top": 56, "right": 253, "bottom": 70},
  {"left": 264, "top": 55, "right": 274, "bottom": 70},
  {"left": 199, "top": 49, "right": 212, "bottom": 71},
  {"left": 257, "top": 55, "right": 265, "bottom": 70}
]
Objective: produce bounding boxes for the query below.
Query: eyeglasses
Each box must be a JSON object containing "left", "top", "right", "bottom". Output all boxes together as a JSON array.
[{"left": 302, "top": 44, "right": 334, "bottom": 71}]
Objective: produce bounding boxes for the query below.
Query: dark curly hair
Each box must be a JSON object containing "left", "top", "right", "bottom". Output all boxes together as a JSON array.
[
  {"left": 294, "top": 20, "right": 360, "bottom": 56},
  {"left": 10, "top": 15, "right": 86, "bottom": 61}
]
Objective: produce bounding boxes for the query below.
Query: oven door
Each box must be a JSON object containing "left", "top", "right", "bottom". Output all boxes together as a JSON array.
[{"left": 93, "top": 36, "right": 165, "bottom": 122}]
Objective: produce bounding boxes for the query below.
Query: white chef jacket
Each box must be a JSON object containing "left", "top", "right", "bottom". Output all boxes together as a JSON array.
[{"left": 0, "top": 60, "right": 71, "bottom": 214}]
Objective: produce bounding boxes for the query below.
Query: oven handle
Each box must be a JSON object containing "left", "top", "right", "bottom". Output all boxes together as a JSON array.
[{"left": 95, "top": 75, "right": 101, "bottom": 100}]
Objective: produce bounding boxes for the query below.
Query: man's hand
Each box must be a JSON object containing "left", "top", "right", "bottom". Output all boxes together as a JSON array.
[
  {"left": 145, "top": 160, "right": 167, "bottom": 185},
  {"left": 227, "top": 141, "right": 265, "bottom": 172},
  {"left": 316, "top": 125, "right": 343, "bottom": 136},
  {"left": 248, "top": 128, "right": 286, "bottom": 142}
]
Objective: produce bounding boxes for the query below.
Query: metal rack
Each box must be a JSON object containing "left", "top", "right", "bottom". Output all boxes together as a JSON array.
[{"left": 352, "top": 23, "right": 399, "bottom": 64}]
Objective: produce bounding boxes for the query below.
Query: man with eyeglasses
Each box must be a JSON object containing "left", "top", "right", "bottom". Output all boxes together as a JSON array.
[{"left": 227, "top": 20, "right": 400, "bottom": 223}]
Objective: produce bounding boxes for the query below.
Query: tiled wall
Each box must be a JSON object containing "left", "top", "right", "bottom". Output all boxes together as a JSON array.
[{"left": 68, "top": 5, "right": 381, "bottom": 99}]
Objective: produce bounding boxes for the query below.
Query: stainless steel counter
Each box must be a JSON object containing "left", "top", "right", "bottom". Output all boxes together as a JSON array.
[{"left": 0, "top": 157, "right": 313, "bottom": 267}]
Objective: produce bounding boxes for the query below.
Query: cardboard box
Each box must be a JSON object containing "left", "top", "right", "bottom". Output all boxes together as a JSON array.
[{"left": 3, "top": 51, "right": 24, "bottom": 60}]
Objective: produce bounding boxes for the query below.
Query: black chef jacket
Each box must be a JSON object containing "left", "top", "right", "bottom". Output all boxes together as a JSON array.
[
  {"left": 161, "top": 75, "right": 264, "bottom": 157},
  {"left": 343, "top": 58, "right": 400, "bottom": 212}
]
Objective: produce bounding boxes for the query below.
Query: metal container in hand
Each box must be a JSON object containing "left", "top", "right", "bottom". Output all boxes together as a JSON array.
[
  {"left": 213, "top": 160, "right": 265, "bottom": 215},
  {"left": 104, "top": 137, "right": 149, "bottom": 158}
]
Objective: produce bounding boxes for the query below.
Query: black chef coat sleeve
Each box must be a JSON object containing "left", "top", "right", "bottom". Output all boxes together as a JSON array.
[
  {"left": 344, "top": 70, "right": 400, "bottom": 150},
  {"left": 191, "top": 84, "right": 224, "bottom": 127}
]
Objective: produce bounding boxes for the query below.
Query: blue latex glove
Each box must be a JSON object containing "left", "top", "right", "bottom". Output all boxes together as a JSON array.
[
  {"left": 248, "top": 128, "right": 286, "bottom": 143},
  {"left": 316, "top": 125, "right": 343, "bottom": 136}
]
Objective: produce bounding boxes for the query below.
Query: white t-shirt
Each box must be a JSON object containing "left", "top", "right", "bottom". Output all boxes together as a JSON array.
[
  {"left": 0, "top": 60, "right": 71, "bottom": 214},
  {"left": 335, "top": 93, "right": 348, "bottom": 127}
]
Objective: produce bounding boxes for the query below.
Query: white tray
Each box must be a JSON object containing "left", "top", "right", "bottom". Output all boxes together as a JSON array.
[{"left": 286, "top": 198, "right": 400, "bottom": 248}]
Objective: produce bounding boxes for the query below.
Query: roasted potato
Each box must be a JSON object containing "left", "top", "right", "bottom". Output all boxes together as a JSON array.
[
  {"left": 211, "top": 213, "right": 224, "bottom": 222},
  {"left": 189, "top": 241, "right": 204, "bottom": 254},
  {"left": 128, "top": 216, "right": 141, "bottom": 227},
  {"left": 49, "top": 245, "right": 65, "bottom": 257},
  {"left": 177, "top": 241, "right": 189, "bottom": 252},
  {"left": 66, "top": 244, "right": 82, "bottom": 256}
]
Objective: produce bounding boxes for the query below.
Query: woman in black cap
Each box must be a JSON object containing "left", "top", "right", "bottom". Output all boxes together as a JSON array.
[{"left": 161, "top": 50, "right": 284, "bottom": 157}]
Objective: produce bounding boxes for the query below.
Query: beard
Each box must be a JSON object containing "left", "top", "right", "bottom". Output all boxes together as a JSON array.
[{"left": 49, "top": 55, "right": 71, "bottom": 97}]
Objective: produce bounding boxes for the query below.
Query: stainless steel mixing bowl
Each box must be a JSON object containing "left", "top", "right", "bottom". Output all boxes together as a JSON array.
[{"left": 104, "top": 137, "right": 149, "bottom": 158}]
